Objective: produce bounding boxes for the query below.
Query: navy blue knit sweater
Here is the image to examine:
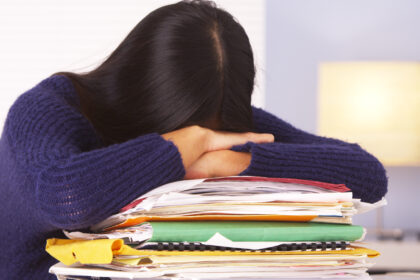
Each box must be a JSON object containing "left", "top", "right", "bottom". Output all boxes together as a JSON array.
[{"left": 0, "top": 74, "right": 387, "bottom": 279}]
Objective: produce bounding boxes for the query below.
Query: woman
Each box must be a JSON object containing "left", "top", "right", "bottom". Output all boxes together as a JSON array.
[{"left": 0, "top": 0, "right": 387, "bottom": 278}]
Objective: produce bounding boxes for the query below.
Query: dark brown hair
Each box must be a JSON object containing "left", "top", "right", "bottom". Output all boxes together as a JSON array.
[{"left": 53, "top": 0, "right": 256, "bottom": 146}]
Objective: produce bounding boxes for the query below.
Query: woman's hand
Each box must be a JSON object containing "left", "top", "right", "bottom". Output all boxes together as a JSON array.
[
  {"left": 184, "top": 150, "right": 252, "bottom": 180},
  {"left": 161, "top": 125, "right": 208, "bottom": 169},
  {"left": 161, "top": 125, "right": 273, "bottom": 170}
]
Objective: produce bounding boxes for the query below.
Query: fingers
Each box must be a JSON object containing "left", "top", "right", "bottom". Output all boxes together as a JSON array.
[
  {"left": 206, "top": 129, "right": 275, "bottom": 152},
  {"left": 243, "top": 132, "right": 275, "bottom": 144}
]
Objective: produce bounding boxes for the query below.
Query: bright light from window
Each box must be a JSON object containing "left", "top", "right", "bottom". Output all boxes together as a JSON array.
[{"left": 318, "top": 62, "right": 420, "bottom": 166}]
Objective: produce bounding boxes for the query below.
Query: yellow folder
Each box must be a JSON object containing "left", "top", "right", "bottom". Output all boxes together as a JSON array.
[{"left": 45, "top": 238, "right": 379, "bottom": 266}]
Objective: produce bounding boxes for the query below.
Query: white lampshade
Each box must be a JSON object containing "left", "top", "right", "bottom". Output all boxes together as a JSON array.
[{"left": 318, "top": 62, "right": 420, "bottom": 166}]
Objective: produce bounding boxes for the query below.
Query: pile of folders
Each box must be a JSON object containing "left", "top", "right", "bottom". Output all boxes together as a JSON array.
[{"left": 46, "top": 176, "right": 385, "bottom": 279}]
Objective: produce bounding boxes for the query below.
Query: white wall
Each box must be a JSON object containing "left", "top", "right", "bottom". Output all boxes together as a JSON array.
[
  {"left": 0, "top": 0, "right": 265, "bottom": 133},
  {"left": 265, "top": 0, "right": 420, "bottom": 231}
]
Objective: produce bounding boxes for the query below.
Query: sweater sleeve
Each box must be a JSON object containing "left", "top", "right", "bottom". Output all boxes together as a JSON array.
[
  {"left": 231, "top": 106, "right": 388, "bottom": 203},
  {"left": 5, "top": 83, "right": 185, "bottom": 230}
]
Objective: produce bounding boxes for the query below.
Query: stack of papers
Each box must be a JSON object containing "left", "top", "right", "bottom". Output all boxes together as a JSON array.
[{"left": 46, "top": 176, "right": 386, "bottom": 279}]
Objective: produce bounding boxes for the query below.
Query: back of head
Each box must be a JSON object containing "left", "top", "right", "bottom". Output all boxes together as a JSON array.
[{"left": 54, "top": 0, "right": 256, "bottom": 146}]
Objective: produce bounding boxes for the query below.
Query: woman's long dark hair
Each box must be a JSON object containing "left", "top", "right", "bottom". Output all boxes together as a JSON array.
[{"left": 52, "top": 0, "right": 256, "bottom": 146}]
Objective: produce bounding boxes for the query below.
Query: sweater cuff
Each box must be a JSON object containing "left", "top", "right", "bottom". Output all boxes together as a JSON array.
[
  {"left": 226, "top": 142, "right": 259, "bottom": 176},
  {"left": 237, "top": 142, "right": 262, "bottom": 176}
]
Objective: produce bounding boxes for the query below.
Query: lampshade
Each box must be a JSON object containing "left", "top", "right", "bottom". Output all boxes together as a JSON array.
[{"left": 318, "top": 62, "right": 420, "bottom": 166}]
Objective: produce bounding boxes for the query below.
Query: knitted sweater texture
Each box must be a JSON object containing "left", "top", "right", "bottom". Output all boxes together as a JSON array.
[{"left": 0, "top": 74, "right": 388, "bottom": 279}]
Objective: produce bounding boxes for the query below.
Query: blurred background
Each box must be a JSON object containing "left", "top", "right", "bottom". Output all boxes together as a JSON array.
[{"left": 0, "top": 0, "right": 419, "bottom": 274}]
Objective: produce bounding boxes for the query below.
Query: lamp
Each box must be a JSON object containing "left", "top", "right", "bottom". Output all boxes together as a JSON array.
[{"left": 318, "top": 62, "right": 420, "bottom": 166}]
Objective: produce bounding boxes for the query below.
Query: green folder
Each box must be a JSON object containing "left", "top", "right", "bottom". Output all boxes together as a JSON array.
[{"left": 147, "top": 221, "right": 364, "bottom": 242}]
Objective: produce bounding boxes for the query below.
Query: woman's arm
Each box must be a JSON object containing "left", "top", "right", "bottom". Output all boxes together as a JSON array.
[
  {"left": 6, "top": 89, "right": 187, "bottom": 230},
  {"left": 229, "top": 106, "right": 388, "bottom": 203}
]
